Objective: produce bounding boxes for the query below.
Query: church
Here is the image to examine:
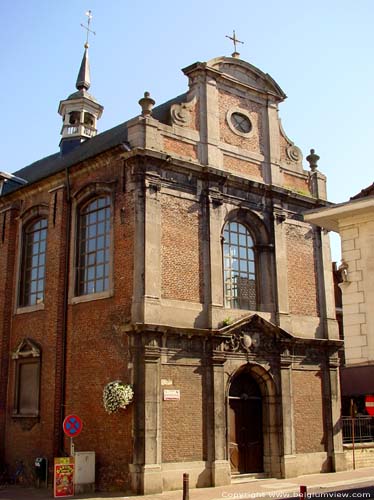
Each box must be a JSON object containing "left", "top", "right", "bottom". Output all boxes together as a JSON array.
[{"left": 0, "top": 31, "right": 345, "bottom": 494}]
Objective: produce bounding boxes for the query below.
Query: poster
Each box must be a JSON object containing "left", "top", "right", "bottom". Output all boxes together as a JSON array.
[{"left": 54, "top": 457, "right": 75, "bottom": 498}]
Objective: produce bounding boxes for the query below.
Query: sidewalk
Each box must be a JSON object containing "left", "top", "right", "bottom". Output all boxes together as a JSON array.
[{"left": 0, "top": 467, "right": 373, "bottom": 500}]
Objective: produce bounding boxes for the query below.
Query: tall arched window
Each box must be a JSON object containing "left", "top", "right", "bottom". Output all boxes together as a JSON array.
[
  {"left": 19, "top": 218, "right": 48, "bottom": 307},
  {"left": 223, "top": 221, "right": 256, "bottom": 310},
  {"left": 76, "top": 196, "right": 111, "bottom": 296}
]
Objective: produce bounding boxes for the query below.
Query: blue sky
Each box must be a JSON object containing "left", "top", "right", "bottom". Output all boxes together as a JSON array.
[{"left": 1, "top": 1, "right": 373, "bottom": 260}]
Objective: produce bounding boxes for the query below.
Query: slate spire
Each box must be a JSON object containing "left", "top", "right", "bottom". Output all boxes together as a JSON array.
[
  {"left": 76, "top": 44, "right": 91, "bottom": 91},
  {"left": 57, "top": 11, "right": 103, "bottom": 155}
]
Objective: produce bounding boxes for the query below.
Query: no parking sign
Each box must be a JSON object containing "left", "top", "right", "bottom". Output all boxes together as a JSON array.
[{"left": 63, "top": 415, "right": 83, "bottom": 437}]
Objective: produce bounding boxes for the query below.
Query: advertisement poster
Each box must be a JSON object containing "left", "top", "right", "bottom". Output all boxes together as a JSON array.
[{"left": 54, "top": 457, "right": 75, "bottom": 498}]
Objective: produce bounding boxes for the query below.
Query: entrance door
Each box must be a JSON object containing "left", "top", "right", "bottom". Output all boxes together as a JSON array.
[{"left": 229, "top": 371, "right": 263, "bottom": 474}]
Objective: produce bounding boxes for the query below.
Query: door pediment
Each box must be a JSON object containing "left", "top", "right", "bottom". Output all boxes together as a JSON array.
[{"left": 217, "top": 314, "right": 293, "bottom": 356}]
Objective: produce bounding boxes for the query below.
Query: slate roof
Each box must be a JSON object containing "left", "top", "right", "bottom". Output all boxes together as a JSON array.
[
  {"left": 2, "top": 122, "right": 129, "bottom": 197},
  {"left": 1, "top": 92, "right": 187, "bottom": 198},
  {"left": 350, "top": 182, "right": 374, "bottom": 200}
]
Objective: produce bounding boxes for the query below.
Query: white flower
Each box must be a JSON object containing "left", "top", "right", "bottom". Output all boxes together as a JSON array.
[{"left": 103, "top": 381, "right": 134, "bottom": 414}]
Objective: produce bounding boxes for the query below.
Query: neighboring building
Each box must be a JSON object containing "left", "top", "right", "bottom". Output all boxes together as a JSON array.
[
  {"left": 0, "top": 43, "right": 345, "bottom": 494},
  {"left": 305, "top": 185, "right": 374, "bottom": 415}
]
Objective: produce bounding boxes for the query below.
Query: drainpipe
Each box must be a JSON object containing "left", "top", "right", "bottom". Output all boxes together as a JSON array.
[{"left": 58, "top": 166, "right": 71, "bottom": 454}]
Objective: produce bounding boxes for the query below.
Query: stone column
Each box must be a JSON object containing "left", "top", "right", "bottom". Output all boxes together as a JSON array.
[
  {"left": 279, "top": 347, "right": 296, "bottom": 477},
  {"left": 130, "top": 333, "right": 162, "bottom": 494},
  {"left": 209, "top": 349, "right": 231, "bottom": 486}
]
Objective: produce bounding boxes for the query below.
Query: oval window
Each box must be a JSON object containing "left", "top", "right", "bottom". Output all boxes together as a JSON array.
[{"left": 230, "top": 112, "right": 252, "bottom": 134}]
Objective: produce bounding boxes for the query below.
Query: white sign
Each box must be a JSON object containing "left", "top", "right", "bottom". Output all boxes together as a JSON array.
[{"left": 163, "top": 389, "right": 180, "bottom": 401}]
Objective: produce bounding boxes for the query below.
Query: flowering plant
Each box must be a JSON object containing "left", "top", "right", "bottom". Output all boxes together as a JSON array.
[{"left": 103, "top": 381, "right": 134, "bottom": 414}]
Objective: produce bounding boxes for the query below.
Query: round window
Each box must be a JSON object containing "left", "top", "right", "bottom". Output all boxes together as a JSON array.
[{"left": 230, "top": 112, "right": 252, "bottom": 134}]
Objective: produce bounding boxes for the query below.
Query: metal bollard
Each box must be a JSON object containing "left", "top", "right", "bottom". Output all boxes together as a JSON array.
[
  {"left": 183, "top": 472, "right": 189, "bottom": 500},
  {"left": 299, "top": 485, "right": 307, "bottom": 499}
]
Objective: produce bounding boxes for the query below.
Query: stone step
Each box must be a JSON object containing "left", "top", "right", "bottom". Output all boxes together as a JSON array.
[{"left": 231, "top": 472, "right": 268, "bottom": 483}]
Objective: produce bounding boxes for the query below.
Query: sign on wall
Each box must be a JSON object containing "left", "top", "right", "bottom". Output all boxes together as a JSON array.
[
  {"left": 163, "top": 389, "right": 180, "bottom": 401},
  {"left": 54, "top": 457, "right": 75, "bottom": 498},
  {"left": 365, "top": 395, "right": 374, "bottom": 416}
]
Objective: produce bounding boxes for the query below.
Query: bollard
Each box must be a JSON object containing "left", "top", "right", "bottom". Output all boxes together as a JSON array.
[
  {"left": 299, "top": 485, "right": 307, "bottom": 499},
  {"left": 183, "top": 473, "right": 189, "bottom": 500}
]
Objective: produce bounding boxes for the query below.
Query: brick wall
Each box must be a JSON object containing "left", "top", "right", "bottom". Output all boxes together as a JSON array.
[
  {"left": 0, "top": 207, "right": 20, "bottom": 460},
  {"left": 286, "top": 223, "right": 320, "bottom": 317},
  {"left": 293, "top": 370, "right": 325, "bottom": 453},
  {"left": 161, "top": 195, "right": 203, "bottom": 302},
  {"left": 218, "top": 89, "right": 265, "bottom": 155},
  {"left": 344, "top": 444, "right": 374, "bottom": 469},
  {"left": 1, "top": 155, "right": 134, "bottom": 489},
  {"left": 161, "top": 364, "right": 204, "bottom": 462},
  {"left": 223, "top": 155, "right": 263, "bottom": 181},
  {"left": 163, "top": 137, "right": 198, "bottom": 161},
  {"left": 283, "top": 172, "right": 311, "bottom": 197}
]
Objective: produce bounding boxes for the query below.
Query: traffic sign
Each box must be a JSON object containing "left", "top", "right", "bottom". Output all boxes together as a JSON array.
[
  {"left": 63, "top": 415, "right": 83, "bottom": 438},
  {"left": 365, "top": 395, "right": 374, "bottom": 416}
]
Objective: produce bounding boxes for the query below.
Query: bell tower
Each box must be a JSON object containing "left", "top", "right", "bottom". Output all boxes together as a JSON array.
[{"left": 58, "top": 11, "right": 103, "bottom": 155}]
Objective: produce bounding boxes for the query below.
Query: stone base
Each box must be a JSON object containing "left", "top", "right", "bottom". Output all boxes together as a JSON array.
[
  {"left": 129, "top": 463, "right": 162, "bottom": 495},
  {"left": 210, "top": 460, "right": 232, "bottom": 486},
  {"left": 162, "top": 461, "right": 211, "bottom": 490},
  {"left": 281, "top": 452, "right": 331, "bottom": 478},
  {"left": 332, "top": 451, "right": 347, "bottom": 472}
]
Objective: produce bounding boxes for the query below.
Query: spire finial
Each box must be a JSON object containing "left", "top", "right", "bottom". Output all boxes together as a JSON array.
[
  {"left": 80, "top": 10, "right": 96, "bottom": 49},
  {"left": 76, "top": 11, "right": 95, "bottom": 91},
  {"left": 225, "top": 30, "right": 244, "bottom": 58}
]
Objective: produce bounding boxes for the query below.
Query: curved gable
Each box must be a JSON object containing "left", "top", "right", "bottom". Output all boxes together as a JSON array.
[{"left": 207, "top": 56, "right": 286, "bottom": 101}]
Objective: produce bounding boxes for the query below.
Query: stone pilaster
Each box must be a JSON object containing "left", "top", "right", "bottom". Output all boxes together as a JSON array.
[
  {"left": 143, "top": 171, "right": 162, "bottom": 323},
  {"left": 130, "top": 334, "right": 162, "bottom": 494},
  {"left": 280, "top": 348, "right": 296, "bottom": 477},
  {"left": 207, "top": 189, "right": 224, "bottom": 327},
  {"left": 266, "top": 100, "right": 281, "bottom": 186},
  {"left": 324, "top": 355, "right": 346, "bottom": 472},
  {"left": 209, "top": 350, "right": 231, "bottom": 486},
  {"left": 273, "top": 210, "right": 292, "bottom": 331}
]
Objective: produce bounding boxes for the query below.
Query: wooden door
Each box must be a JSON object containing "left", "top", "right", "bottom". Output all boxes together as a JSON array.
[{"left": 229, "top": 374, "right": 263, "bottom": 473}]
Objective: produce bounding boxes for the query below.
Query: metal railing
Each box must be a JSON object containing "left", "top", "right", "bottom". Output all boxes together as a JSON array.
[{"left": 342, "top": 416, "right": 374, "bottom": 444}]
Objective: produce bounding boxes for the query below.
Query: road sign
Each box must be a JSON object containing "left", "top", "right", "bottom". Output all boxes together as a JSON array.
[
  {"left": 365, "top": 395, "right": 374, "bottom": 416},
  {"left": 63, "top": 415, "right": 83, "bottom": 438}
]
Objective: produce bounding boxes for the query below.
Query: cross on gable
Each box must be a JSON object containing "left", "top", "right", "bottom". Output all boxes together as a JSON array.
[{"left": 225, "top": 30, "right": 244, "bottom": 57}]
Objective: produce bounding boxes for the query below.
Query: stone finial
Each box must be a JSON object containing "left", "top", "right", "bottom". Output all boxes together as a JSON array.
[
  {"left": 306, "top": 148, "right": 320, "bottom": 172},
  {"left": 138, "top": 91, "right": 155, "bottom": 116}
]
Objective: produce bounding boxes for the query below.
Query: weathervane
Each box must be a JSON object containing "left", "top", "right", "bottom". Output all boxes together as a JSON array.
[
  {"left": 225, "top": 30, "right": 244, "bottom": 58},
  {"left": 81, "top": 10, "right": 96, "bottom": 48}
]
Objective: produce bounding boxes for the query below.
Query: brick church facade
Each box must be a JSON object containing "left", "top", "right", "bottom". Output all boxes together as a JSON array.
[{"left": 0, "top": 47, "right": 346, "bottom": 493}]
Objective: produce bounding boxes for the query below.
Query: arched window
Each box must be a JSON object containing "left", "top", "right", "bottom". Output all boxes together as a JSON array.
[
  {"left": 223, "top": 221, "right": 256, "bottom": 310},
  {"left": 19, "top": 218, "right": 48, "bottom": 307},
  {"left": 76, "top": 195, "right": 111, "bottom": 296}
]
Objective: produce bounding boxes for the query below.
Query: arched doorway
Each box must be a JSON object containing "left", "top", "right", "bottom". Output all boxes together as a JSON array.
[{"left": 228, "top": 369, "right": 263, "bottom": 474}]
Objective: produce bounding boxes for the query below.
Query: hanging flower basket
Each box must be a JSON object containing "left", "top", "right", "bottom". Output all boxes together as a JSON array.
[{"left": 103, "top": 381, "right": 134, "bottom": 414}]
